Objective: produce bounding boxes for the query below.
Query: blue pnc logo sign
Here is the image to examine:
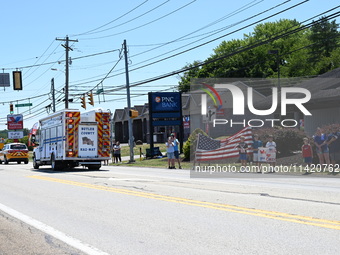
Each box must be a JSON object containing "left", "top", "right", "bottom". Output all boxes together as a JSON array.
[{"left": 151, "top": 92, "right": 181, "bottom": 112}]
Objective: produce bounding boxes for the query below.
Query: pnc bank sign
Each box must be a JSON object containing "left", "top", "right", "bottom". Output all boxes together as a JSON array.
[
  {"left": 154, "top": 96, "right": 178, "bottom": 108},
  {"left": 200, "top": 84, "right": 312, "bottom": 128},
  {"left": 151, "top": 92, "right": 181, "bottom": 112}
]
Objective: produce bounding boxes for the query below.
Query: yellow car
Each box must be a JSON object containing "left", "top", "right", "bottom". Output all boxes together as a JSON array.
[{"left": 0, "top": 143, "right": 29, "bottom": 164}]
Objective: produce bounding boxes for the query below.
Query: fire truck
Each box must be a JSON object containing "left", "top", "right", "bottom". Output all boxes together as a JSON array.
[{"left": 31, "top": 108, "right": 111, "bottom": 170}]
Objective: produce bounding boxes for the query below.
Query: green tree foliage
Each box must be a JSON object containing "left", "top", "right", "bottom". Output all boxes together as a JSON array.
[
  {"left": 309, "top": 17, "right": 340, "bottom": 74},
  {"left": 0, "top": 130, "right": 8, "bottom": 139},
  {"left": 178, "top": 61, "right": 203, "bottom": 92},
  {"left": 309, "top": 17, "right": 339, "bottom": 58},
  {"left": 178, "top": 18, "right": 340, "bottom": 92}
]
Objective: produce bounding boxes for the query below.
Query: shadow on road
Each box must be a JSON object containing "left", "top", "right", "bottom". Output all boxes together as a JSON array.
[{"left": 30, "top": 167, "right": 109, "bottom": 174}]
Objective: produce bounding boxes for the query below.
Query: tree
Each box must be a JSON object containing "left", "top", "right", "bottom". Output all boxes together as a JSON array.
[
  {"left": 308, "top": 17, "right": 340, "bottom": 74},
  {"left": 177, "top": 18, "right": 340, "bottom": 89},
  {"left": 178, "top": 61, "right": 203, "bottom": 92}
]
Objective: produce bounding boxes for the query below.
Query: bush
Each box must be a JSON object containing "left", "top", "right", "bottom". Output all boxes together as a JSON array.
[
  {"left": 183, "top": 128, "right": 207, "bottom": 161},
  {"left": 253, "top": 127, "right": 306, "bottom": 157}
]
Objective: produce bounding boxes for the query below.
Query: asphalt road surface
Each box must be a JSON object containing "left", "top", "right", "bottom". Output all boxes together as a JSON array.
[{"left": 0, "top": 163, "right": 339, "bottom": 254}]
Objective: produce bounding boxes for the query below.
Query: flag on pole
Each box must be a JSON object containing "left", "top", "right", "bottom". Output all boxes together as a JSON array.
[{"left": 195, "top": 126, "right": 252, "bottom": 161}]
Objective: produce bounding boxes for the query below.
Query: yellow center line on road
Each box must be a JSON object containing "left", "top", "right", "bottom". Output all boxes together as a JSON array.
[{"left": 28, "top": 175, "right": 340, "bottom": 230}]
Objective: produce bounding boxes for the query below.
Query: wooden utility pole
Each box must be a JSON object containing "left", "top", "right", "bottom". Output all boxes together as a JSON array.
[
  {"left": 123, "top": 40, "right": 135, "bottom": 163},
  {"left": 56, "top": 36, "right": 78, "bottom": 109}
]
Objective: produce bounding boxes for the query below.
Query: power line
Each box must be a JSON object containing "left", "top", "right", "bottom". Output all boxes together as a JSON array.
[
  {"left": 72, "top": 0, "right": 149, "bottom": 36},
  {"left": 128, "top": 0, "right": 266, "bottom": 49},
  {"left": 0, "top": 93, "right": 50, "bottom": 105},
  {"left": 23, "top": 39, "right": 58, "bottom": 79},
  {"left": 80, "top": 0, "right": 170, "bottom": 37},
  {"left": 81, "top": 0, "right": 197, "bottom": 40},
  {"left": 69, "top": 49, "right": 124, "bottom": 98},
  {"left": 2, "top": 48, "right": 120, "bottom": 71}
]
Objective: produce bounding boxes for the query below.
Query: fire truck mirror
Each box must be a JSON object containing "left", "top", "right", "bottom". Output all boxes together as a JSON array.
[{"left": 31, "top": 134, "right": 39, "bottom": 145}]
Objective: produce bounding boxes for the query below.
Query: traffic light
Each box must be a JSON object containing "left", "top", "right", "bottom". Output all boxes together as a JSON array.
[
  {"left": 81, "top": 95, "right": 86, "bottom": 109},
  {"left": 88, "top": 92, "right": 94, "bottom": 106},
  {"left": 129, "top": 109, "right": 138, "bottom": 118},
  {"left": 10, "top": 104, "right": 14, "bottom": 114},
  {"left": 13, "top": 71, "right": 23, "bottom": 90}
]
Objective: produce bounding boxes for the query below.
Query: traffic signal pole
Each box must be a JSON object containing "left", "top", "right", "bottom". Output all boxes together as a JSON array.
[
  {"left": 51, "top": 78, "right": 56, "bottom": 112},
  {"left": 123, "top": 40, "right": 135, "bottom": 163}
]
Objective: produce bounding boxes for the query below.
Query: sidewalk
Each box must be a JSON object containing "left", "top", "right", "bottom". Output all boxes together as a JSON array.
[{"left": 108, "top": 154, "right": 157, "bottom": 164}]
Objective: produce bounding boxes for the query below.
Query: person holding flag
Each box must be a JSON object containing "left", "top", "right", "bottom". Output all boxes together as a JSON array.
[{"left": 236, "top": 136, "right": 248, "bottom": 172}]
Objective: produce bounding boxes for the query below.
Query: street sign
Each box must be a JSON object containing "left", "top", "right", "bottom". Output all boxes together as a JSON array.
[
  {"left": 8, "top": 131, "right": 24, "bottom": 139},
  {"left": 15, "top": 103, "right": 32, "bottom": 107},
  {"left": 96, "top": 88, "right": 104, "bottom": 94}
]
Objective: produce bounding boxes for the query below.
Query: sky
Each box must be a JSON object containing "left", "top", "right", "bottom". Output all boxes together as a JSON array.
[{"left": 0, "top": 0, "right": 339, "bottom": 130}]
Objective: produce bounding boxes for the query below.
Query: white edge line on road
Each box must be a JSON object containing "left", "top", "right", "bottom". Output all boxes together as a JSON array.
[{"left": 0, "top": 202, "right": 110, "bottom": 255}]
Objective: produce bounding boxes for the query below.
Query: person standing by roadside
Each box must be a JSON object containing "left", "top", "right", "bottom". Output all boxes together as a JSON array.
[
  {"left": 313, "top": 127, "right": 330, "bottom": 165},
  {"left": 166, "top": 137, "right": 175, "bottom": 169},
  {"left": 236, "top": 136, "right": 248, "bottom": 172},
  {"left": 110, "top": 139, "right": 116, "bottom": 164},
  {"left": 302, "top": 137, "right": 313, "bottom": 174},
  {"left": 265, "top": 135, "right": 277, "bottom": 170},
  {"left": 113, "top": 141, "right": 121, "bottom": 163},
  {"left": 252, "top": 134, "right": 263, "bottom": 172},
  {"left": 326, "top": 126, "right": 340, "bottom": 166},
  {"left": 171, "top": 133, "right": 182, "bottom": 169}
]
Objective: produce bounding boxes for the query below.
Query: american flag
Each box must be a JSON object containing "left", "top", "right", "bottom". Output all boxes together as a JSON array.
[
  {"left": 195, "top": 126, "right": 253, "bottom": 161},
  {"left": 196, "top": 134, "right": 221, "bottom": 150}
]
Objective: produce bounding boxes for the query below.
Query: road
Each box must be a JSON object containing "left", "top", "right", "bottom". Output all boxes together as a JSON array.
[{"left": 0, "top": 163, "right": 339, "bottom": 254}]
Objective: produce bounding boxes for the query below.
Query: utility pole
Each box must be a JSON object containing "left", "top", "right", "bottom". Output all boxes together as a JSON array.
[
  {"left": 123, "top": 40, "right": 135, "bottom": 163},
  {"left": 51, "top": 78, "right": 56, "bottom": 112},
  {"left": 56, "top": 36, "right": 78, "bottom": 109}
]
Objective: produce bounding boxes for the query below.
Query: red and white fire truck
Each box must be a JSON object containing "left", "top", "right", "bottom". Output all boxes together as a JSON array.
[{"left": 31, "top": 108, "right": 111, "bottom": 170}]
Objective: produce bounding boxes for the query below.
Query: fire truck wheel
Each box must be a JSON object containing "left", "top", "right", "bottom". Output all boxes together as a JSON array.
[
  {"left": 33, "top": 153, "right": 40, "bottom": 169},
  {"left": 51, "top": 154, "right": 61, "bottom": 171}
]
